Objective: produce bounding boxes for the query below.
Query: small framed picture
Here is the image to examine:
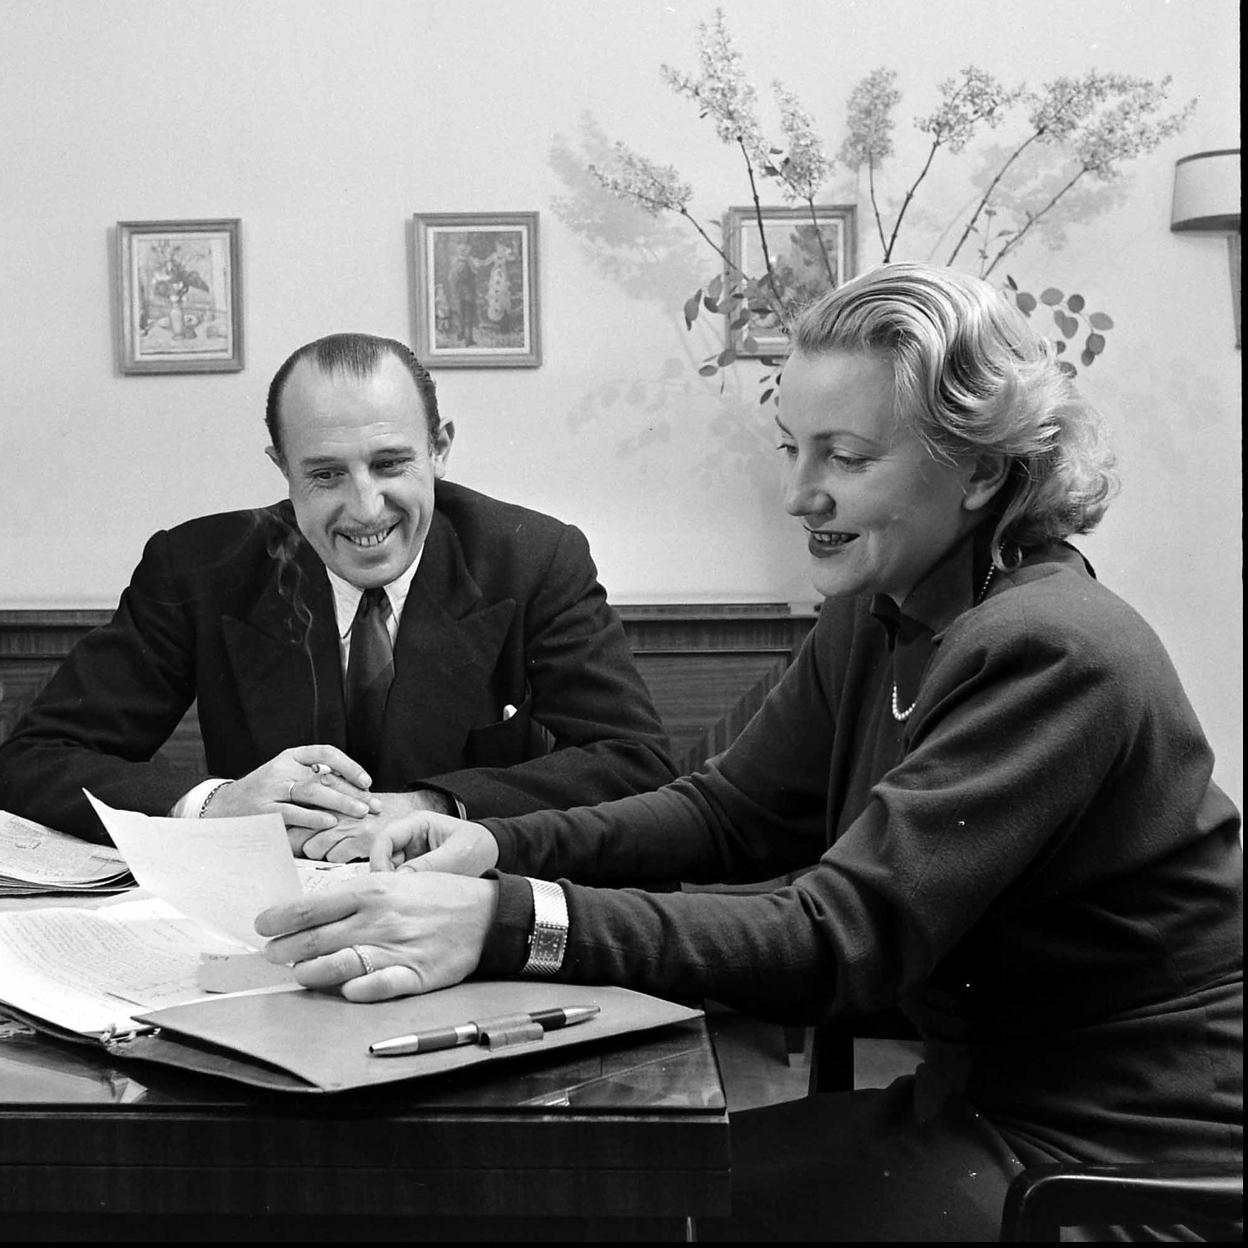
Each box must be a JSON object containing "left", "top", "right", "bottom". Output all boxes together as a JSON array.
[
  {"left": 725, "top": 205, "right": 856, "bottom": 357},
  {"left": 115, "top": 219, "right": 243, "bottom": 374},
  {"left": 412, "top": 212, "right": 541, "bottom": 368}
]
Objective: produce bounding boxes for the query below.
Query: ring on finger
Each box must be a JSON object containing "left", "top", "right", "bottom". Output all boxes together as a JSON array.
[
  {"left": 286, "top": 780, "right": 295, "bottom": 802},
  {"left": 351, "top": 944, "right": 376, "bottom": 976}
]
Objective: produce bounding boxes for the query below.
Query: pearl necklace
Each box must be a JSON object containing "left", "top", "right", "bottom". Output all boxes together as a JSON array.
[{"left": 890, "top": 564, "right": 998, "bottom": 723}]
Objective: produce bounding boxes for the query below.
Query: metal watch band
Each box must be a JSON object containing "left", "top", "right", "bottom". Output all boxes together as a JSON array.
[{"left": 522, "top": 877, "right": 568, "bottom": 977}]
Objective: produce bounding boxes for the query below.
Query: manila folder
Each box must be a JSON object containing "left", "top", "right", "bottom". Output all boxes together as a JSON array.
[{"left": 125, "top": 979, "right": 701, "bottom": 1093}]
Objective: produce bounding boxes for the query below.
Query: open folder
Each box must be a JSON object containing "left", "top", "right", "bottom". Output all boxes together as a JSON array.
[
  {"left": 0, "top": 897, "right": 702, "bottom": 1094},
  {"left": 121, "top": 980, "right": 703, "bottom": 1094},
  {"left": 0, "top": 929, "right": 700, "bottom": 1095}
]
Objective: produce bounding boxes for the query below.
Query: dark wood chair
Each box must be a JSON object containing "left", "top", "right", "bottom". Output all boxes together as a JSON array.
[
  {"left": 804, "top": 1021, "right": 1242, "bottom": 1241},
  {"left": 800, "top": 1006, "right": 920, "bottom": 1095},
  {"left": 999, "top": 1161, "right": 1243, "bottom": 1241}
]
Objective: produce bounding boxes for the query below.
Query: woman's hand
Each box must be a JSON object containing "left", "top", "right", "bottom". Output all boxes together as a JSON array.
[
  {"left": 294, "top": 789, "right": 459, "bottom": 864},
  {"left": 368, "top": 811, "right": 501, "bottom": 877},
  {"left": 255, "top": 871, "right": 498, "bottom": 1002}
]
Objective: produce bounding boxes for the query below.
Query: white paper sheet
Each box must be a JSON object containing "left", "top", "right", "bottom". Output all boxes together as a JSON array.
[{"left": 85, "top": 792, "right": 302, "bottom": 949}]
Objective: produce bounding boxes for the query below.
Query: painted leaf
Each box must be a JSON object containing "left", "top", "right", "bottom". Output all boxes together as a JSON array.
[
  {"left": 683, "top": 291, "right": 702, "bottom": 329},
  {"left": 1053, "top": 310, "right": 1078, "bottom": 338},
  {"left": 1057, "top": 361, "right": 1078, "bottom": 377},
  {"left": 1089, "top": 312, "right": 1114, "bottom": 330},
  {"left": 1040, "top": 287, "right": 1064, "bottom": 305},
  {"left": 1080, "top": 348, "right": 1096, "bottom": 367},
  {"left": 759, "top": 388, "right": 774, "bottom": 405},
  {"left": 717, "top": 347, "right": 737, "bottom": 366},
  {"left": 1054, "top": 340, "right": 1067, "bottom": 354},
  {"left": 1016, "top": 292, "right": 1037, "bottom": 314},
  {"left": 1066, "top": 293, "right": 1085, "bottom": 313},
  {"left": 1005, "top": 274, "right": 1018, "bottom": 290},
  {"left": 707, "top": 273, "right": 724, "bottom": 301},
  {"left": 698, "top": 363, "right": 720, "bottom": 377},
  {"left": 1086, "top": 333, "right": 1106, "bottom": 354}
]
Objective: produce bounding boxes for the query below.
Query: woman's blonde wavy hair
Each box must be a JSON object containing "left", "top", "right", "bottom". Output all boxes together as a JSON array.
[{"left": 790, "top": 263, "right": 1118, "bottom": 568}]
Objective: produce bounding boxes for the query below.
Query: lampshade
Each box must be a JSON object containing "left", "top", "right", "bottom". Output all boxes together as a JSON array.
[{"left": 1171, "top": 149, "right": 1240, "bottom": 233}]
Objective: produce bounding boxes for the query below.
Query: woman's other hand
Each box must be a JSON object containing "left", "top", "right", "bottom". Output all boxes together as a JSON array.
[
  {"left": 368, "top": 811, "right": 500, "bottom": 877},
  {"left": 255, "top": 871, "right": 498, "bottom": 1002}
]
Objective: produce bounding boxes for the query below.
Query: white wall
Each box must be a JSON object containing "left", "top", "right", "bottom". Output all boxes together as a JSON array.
[{"left": 0, "top": 0, "right": 1240, "bottom": 806}]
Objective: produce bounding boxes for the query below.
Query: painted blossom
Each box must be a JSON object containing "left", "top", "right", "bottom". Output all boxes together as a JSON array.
[
  {"left": 1070, "top": 77, "right": 1196, "bottom": 178},
  {"left": 772, "top": 81, "right": 832, "bottom": 200},
  {"left": 838, "top": 68, "right": 901, "bottom": 169},
  {"left": 588, "top": 142, "right": 693, "bottom": 215},
  {"left": 660, "top": 7, "right": 767, "bottom": 163},
  {"left": 915, "top": 66, "right": 1019, "bottom": 153},
  {"left": 1026, "top": 72, "right": 1134, "bottom": 144}
]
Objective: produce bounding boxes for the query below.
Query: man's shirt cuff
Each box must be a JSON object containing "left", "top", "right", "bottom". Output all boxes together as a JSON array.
[{"left": 172, "top": 778, "right": 224, "bottom": 818}]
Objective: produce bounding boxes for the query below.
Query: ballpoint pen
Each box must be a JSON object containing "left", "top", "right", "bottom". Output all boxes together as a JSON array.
[{"left": 369, "top": 1004, "right": 600, "bottom": 1056}]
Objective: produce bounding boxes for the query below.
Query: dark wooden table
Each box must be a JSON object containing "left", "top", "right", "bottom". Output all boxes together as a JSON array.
[{"left": 0, "top": 1002, "right": 729, "bottom": 1242}]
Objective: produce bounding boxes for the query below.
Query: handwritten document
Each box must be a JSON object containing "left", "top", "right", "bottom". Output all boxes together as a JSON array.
[
  {"left": 0, "top": 897, "right": 262, "bottom": 1037},
  {"left": 0, "top": 809, "right": 130, "bottom": 893},
  {"left": 85, "top": 792, "right": 301, "bottom": 949},
  {"left": 297, "top": 860, "right": 370, "bottom": 893}
]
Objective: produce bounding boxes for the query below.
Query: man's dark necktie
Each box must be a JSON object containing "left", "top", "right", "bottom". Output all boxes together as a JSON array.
[{"left": 345, "top": 587, "right": 393, "bottom": 777}]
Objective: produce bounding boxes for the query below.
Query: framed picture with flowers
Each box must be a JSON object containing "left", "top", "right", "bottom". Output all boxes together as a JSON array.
[
  {"left": 724, "top": 205, "right": 856, "bottom": 358},
  {"left": 411, "top": 212, "right": 541, "bottom": 368},
  {"left": 114, "top": 219, "right": 243, "bottom": 374}
]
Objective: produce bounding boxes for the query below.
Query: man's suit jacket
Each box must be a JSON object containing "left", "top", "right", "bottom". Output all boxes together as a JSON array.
[{"left": 0, "top": 482, "right": 675, "bottom": 842}]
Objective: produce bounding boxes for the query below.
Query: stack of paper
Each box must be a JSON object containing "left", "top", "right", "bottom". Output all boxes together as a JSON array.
[
  {"left": 1, "top": 797, "right": 372, "bottom": 1041},
  {"left": 0, "top": 809, "right": 133, "bottom": 895}
]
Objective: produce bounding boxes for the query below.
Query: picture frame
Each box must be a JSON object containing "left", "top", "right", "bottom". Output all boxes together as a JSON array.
[
  {"left": 115, "top": 219, "right": 243, "bottom": 374},
  {"left": 724, "top": 205, "right": 856, "bottom": 358},
  {"left": 412, "top": 212, "right": 541, "bottom": 368}
]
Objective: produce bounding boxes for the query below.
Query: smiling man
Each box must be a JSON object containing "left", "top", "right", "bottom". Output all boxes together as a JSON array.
[{"left": 0, "top": 334, "right": 675, "bottom": 858}]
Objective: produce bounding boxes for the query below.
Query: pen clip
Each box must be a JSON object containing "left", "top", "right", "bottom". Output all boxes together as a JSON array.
[{"left": 478, "top": 1019, "right": 546, "bottom": 1049}]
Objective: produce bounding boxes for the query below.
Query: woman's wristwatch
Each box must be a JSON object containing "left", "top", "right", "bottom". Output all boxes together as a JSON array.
[{"left": 521, "top": 878, "right": 568, "bottom": 976}]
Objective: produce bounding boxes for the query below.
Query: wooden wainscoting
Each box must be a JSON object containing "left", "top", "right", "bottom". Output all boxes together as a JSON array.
[
  {"left": 0, "top": 609, "right": 208, "bottom": 774},
  {"left": 618, "top": 604, "right": 817, "bottom": 774},
  {"left": 0, "top": 604, "right": 817, "bottom": 778}
]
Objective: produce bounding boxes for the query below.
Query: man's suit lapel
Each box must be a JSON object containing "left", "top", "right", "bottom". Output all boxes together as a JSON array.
[
  {"left": 379, "top": 510, "right": 515, "bottom": 785},
  {"left": 221, "top": 537, "right": 347, "bottom": 760}
]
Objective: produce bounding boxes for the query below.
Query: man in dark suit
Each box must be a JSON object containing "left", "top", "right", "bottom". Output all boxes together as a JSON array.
[{"left": 0, "top": 333, "right": 674, "bottom": 860}]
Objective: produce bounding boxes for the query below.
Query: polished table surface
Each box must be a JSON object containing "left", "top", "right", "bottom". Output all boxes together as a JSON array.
[{"left": 0, "top": 902, "right": 730, "bottom": 1242}]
